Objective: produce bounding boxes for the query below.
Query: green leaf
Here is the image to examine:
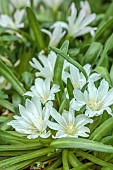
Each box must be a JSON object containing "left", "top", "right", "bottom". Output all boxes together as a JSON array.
[
  {"left": 77, "top": 150, "right": 113, "bottom": 168},
  {"left": 0, "top": 60, "right": 26, "bottom": 96},
  {"left": 4, "top": 158, "right": 37, "bottom": 170},
  {"left": 50, "top": 137, "right": 113, "bottom": 153},
  {"left": 0, "top": 143, "right": 44, "bottom": 151},
  {"left": 94, "top": 66, "right": 112, "bottom": 87},
  {"left": 83, "top": 42, "right": 103, "bottom": 65},
  {"left": 0, "top": 147, "right": 54, "bottom": 169},
  {"left": 68, "top": 151, "right": 82, "bottom": 168},
  {"left": 67, "top": 78, "right": 74, "bottom": 100},
  {"left": 45, "top": 158, "right": 62, "bottom": 170},
  {"left": 95, "top": 17, "right": 113, "bottom": 40},
  {"left": 0, "top": 0, "right": 9, "bottom": 14},
  {"left": 90, "top": 117, "right": 113, "bottom": 141},
  {"left": 62, "top": 149, "right": 69, "bottom": 170},
  {"left": 26, "top": 7, "right": 45, "bottom": 50},
  {"left": 51, "top": 46, "right": 88, "bottom": 80},
  {"left": 0, "top": 35, "right": 19, "bottom": 42},
  {"left": 53, "top": 40, "right": 69, "bottom": 104},
  {"left": 0, "top": 99, "right": 15, "bottom": 112},
  {"left": 98, "top": 33, "right": 113, "bottom": 66}
]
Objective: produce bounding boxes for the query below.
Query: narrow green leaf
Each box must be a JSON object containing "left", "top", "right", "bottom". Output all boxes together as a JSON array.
[
  {"left": 0, "top": 0, "right": 9, "bottom": 14},
  {"left": 0, "top": 147, "right": 54, "bottom": 168},
  {"left": 98, "top": 33, "right": 113, "bottom": 66},
  {"left": 4, "top": 158, "right": 37, "bottom": 170},
  {"left": 0, "top": 143, "right": 43, "bottom": 151},
  {"left": 94, "top": 66, "right": 112, "bottom": 87},
  {"left": 95, "top": 17, "right": 113, "bottom": 40},
  {"left": 83, "top": 42, "right": 103, "bottom": 65},
  {"left": 62, "top": 149, "right": 69, "bottom": 170},
  {"left": 45, "top": 158, "right": 62, "bottom": 170},
  {"left": 51, "top": 46, "right": 88, "bottom": 80},
  {"left": 26, "top": 7, "right": 45, "bottom": 50},
  {"left": 0, "top": 35, "right": 19, "bottom": 41},
  {"left": 68, "top": 151, "right": 82, "bottom": 168},
  {"left": 0, "top": 151, "right": 30, "bottom": 157},
  {"left": 71, "top": 162, "right": 93, "bottom": 170},
  {"left": 67, "top": 78, "right": 74, "bottom": 100},
  {"left": 0, "top": 99, "right": 15, "bottom": 112},
  {"left": 0, "top": 60, "right": 26, "bottom": 95},
  {"left": 77, "top": 150, "right": 113, "bottom": 168},
  {"left": 90, "top": 117, "right": 113, "bottom": 141},
  {"left": 50, "top": 137, "right": 113, "bottom": 153},
  {"left": 53, "top": 40, "right": 69, "bottom": 103},
  {"left": 102, "top": 136, "right": 113, "bottom": 145}
]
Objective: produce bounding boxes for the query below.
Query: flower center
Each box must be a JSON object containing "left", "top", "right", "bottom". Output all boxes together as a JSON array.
[
  {"left": 65, "top": 122, "right": 76, "bottom": 135},
  {"left": 87, "top": 98, "right": 101, "bottom": 111}
]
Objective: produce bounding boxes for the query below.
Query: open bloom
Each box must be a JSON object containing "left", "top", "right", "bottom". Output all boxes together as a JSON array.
[
  {"left": 52, "top": 1, "right": 96, "bottom": 38},
  {"left": 71, "top": 79, "right": 113, "bottom": 117},
  {"left": 47, "top": 107, "right": 93, "bottom": 138},
  {"left": 0, "top": 9, "right": 24, "bottom": 29},
  {"left": 8, "top": 98, "right": 52, "bottom": 139},
  {"left": 30, "top": 51, "right": 57, "bottom": 81},
  {"left": 24, "top": 78, "right": 60, "bottom": 104},
  {"left": 42, "top": 25, "right": 66, "bottom": 47},
  {"left": 42, "top": 0, "right": 63, "bottom": 11},
  {"left": 62, "top": 63, "right": 100, "bottom": 90}
]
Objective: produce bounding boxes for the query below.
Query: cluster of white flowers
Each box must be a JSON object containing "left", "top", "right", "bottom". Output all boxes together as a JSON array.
[
  {"left": 8, "top": 49, "right": 113, "bottom": 140},
  {"left": 6, "top": 0, "right": 113, "bottom": 140},
  {"left": 42, "top": 0, "right": 96, "bottom": 47}
]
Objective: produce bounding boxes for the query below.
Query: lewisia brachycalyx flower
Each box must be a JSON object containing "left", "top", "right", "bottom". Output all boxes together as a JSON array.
[
  {"left": 47, "top": 107, "right": 93, "bottom": 138},
  {"left": 24, "top": 78, "right": 60, "bottom": 104},
  {"left": 8, "top": 97, "right": 52, "bottom": 139},
  {"left": 52, "top": 1, "right": 96, "bottom": 38},
  {"left": 30, "top": 51, "right": 57, "bottom": 81},
  {"left": 0, "top": 9, "right": 25, "bottom": 29},
  {"left": 71, "top": 79, "right": 113, "bottom": 117},
  {"left": 42, "top": 25, "right": 66, "bottom": 47},
  {"left": 62, "top": 63, "right": 100, "bottom": 90}
]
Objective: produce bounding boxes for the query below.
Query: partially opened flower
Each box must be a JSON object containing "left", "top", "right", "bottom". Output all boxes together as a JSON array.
[
  {"left": 71, "top": 79, "right": 113, "bottom": 117},
  {"left": 0, "top": 76, "right": 11, "bottom": 90},
  {"left": 8, "top": 98, "right": 52, "bottom": 139},
  {"left": 42, "top": 25, "right": 66, "bottom": 47},
  {"left": 0, "top": 9, "right": 25, "bottom": 29},
  {"left": 30, "top": 51, "right": 57, "bottom": 81},
  {"left": 47, "top": 107, "right": 93, "bottom": 138},
  {"left": 24, "top": 78, "right": 60, "bottom": 104},
  {"left": 42, "top": 0, "right": 63, "bottom": 11},
  {"left": 52, "top": 1, "right": 96, "bottom": 38},
  {"left": 62, "top": 63, "right": 100, "bottom": 90}
]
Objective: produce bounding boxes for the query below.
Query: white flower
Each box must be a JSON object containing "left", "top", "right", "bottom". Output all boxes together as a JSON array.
[
  {"left": 24, "top": 78, "right": 60, "bottom": 104},
  {"left": 0, "top": 76, "right": 11, "bottom": 90},
  {"left": 47, "top": 107, "right": 93, "bottom": 138},
  {"left": 8, "top": 98, "right": 52, "bottom": 139},
  {"left": 0, "top": 9, "right": 24, "bottom": 29},
  {"left": 52, "top": 1, "right": 96, "bottom": 38},
  {"left": 42, "top": 25, "right": 66, "bottom": 47},
  {"left": 42, "top": 0, "right": 63, "bottom": 11},
  {"left": 30, "top": 51, "right": 57, "bottom": 81},
  {"left": 62, "top": 63, "right": 100, "bottom": 90},
  {"left": 71, "top": 79, "right": 113, "bottom": 117}
]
